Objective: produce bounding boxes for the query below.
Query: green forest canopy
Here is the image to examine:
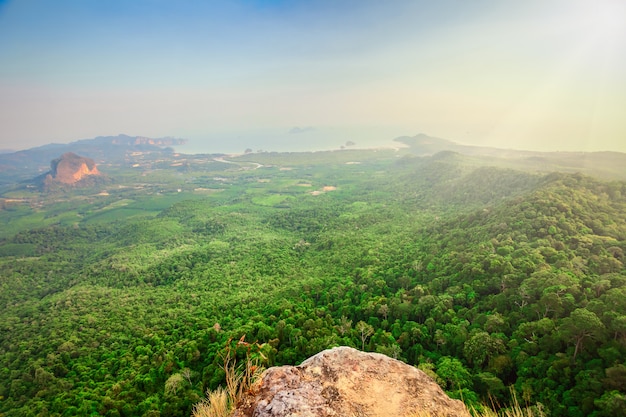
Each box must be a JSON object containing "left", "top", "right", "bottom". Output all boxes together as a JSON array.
[{"left": 1, "top": 149, "right": 625, "bottom": 417}]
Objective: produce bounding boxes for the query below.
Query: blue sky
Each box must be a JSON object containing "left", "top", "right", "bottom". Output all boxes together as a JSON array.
[{"left": 1, "top": 0, "right": 625, "bottom": 153}]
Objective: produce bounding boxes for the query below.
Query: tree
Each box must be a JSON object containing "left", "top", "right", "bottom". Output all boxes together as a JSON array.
[
  {"left": 595, "top": 391, "right": 626, "bottom": 417},
  {"left": 181, "top": 368, "right": 193, "bottom": 385},
  {"left": 355, "top": 321, "right": 374, "bottom": 351},
  {"left": 376, "top": 344, "right": 402, "bottom": 360},
  {"left": 560, "top": 308, "right": 605, "bottom": 360},
  {"left": 604, "top": 364, "right": 626, "bottom": 391},
  {"left": 165, "top": 373, "right": 184, "bottom": 396},
  {"left": 474, "top": 372, "right": 506, "bottom": 400},
  {"left": 436, "top": 357, "right": 472, "bottom": 391},
  {"left": 484, "top": 313, "right": 506, "bottom": 333},
  {"left": 463, "top": 331, "right": 506, "bottom": 368},
  {"left": 378, "top": 304, "right": 389, "bottom": 320},
  {"left": 336, "top": 316, "right": 352, "bottom": 336}
]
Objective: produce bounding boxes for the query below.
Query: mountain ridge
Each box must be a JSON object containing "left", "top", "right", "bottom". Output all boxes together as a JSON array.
[
  {"left": 394, "top": 134, "right": 626, "bottom": 181},
  {"left": 0, "top": 134, "right": 186, "bottom": 184},
  {"left": 2, "top": 132, "right": 625, "bottom": 184}
]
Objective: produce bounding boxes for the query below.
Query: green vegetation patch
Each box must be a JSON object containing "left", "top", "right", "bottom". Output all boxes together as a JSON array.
[
  {"left": 251, "top": 194, "right": 293, "bottom": 207},
  {"left": 0, "top": 243, "right": 37, "bottom": 257},
  {"left": 84, "top": 207, "right": 157, "bottom": 223}
]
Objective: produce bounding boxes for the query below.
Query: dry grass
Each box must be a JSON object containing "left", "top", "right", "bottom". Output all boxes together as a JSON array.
[
  {"left": 471, "top": 389, "right": 545, "bottom": 417},
  {"left": 407, "top": 391, "right": 545, "bottom": 417},
  {"left": 223, "top": 343, "right": 264, "bottom": 408},
  {"left": 192, "top": 387, "right": 229, "bottom": 417},
  {"left": 407, "top": 406, "right": 543, "bottom": 417},
  {"left": 192, "top": 338, "right": 265, "bottom": 417}
]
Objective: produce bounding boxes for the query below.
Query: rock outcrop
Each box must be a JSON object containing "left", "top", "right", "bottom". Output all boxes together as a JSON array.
[
  {"left": 45, "top": 152, "right": 101, "bottom": 185},
  {"left": 233, "top": 346, "right": 471, "bottom": 417}
]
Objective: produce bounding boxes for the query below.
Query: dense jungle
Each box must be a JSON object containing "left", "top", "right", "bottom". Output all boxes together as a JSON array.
[{"left": 1, "top": 137, "right": 625, "bottom": 417}]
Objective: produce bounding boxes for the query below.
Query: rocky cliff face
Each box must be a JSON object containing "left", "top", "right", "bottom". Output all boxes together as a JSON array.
[
  {"left": 233, "top": 347, "right": 470, "bottom": 417},
  {"left": 45, "top": 152, "right": 101, "bottom": 185}
]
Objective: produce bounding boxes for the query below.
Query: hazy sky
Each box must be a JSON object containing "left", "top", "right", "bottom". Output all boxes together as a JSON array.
[{"left": 1, "top": 0, "right": 625, "bottom": 153}]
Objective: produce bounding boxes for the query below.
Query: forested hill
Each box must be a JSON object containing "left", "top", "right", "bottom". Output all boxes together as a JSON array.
[
  {"left": 0, "top": 149, "right": 625, "bottom": 416},
  {"left": 396, "top": 133, "right": 626, "bottom": 181}
]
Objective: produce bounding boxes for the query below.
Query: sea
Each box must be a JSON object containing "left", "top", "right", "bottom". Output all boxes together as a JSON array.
[{"left": 171, "top": 126, "right": 412, "bottom": 155}]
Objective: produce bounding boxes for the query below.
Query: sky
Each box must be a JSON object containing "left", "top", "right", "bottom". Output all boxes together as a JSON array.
[{"left": 0, "top": 0, "right": 625, "bottom": 153}]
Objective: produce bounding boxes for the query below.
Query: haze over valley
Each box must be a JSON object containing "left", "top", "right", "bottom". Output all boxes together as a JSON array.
[{"left": 1, "top": 1, "right": 626, "bottom": 417}]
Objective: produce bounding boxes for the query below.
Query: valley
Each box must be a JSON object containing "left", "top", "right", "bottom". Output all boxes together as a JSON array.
[{"left": 0, "top": 135, "right": 625, "bottom": 417}]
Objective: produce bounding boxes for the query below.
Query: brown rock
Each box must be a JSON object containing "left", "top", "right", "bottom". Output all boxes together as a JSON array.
[
  {"left": 47, "top": 152, "right": 101, "bottom": 184},
  {"left": 233, "top": 346, "right": 471, "bottom": 417}
]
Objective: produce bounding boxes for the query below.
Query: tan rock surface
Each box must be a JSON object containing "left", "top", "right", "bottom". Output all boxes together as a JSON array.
[
  {"left": 47, "top": 152, "right": 101, "bottom": 184},
  {"left": 233, "top": 346, "right": 471, "bottom": 417}
]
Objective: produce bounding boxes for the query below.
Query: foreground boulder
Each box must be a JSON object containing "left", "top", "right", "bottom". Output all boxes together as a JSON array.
[{"left": 233, "top": 346, "right": 471, "bottom": 417}]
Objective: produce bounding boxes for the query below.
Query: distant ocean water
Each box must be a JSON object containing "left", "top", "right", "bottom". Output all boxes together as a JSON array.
[{"left": 173, "top": 127, "right": 411, "bottom": 155}]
